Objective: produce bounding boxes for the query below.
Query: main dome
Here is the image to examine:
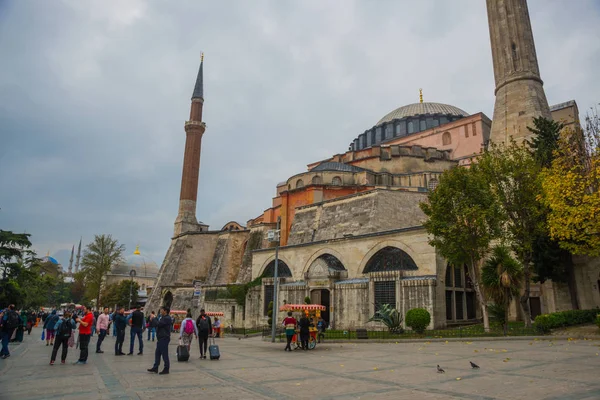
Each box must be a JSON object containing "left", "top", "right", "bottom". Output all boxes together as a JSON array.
[
  {"left": 377, "top": 102, "right": 468, "bottom": 126},
  {"left": 110, "top": 247, "right": 159, "bottom": 278}
]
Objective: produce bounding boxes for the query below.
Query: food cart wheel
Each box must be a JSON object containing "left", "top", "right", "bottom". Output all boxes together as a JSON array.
[{"left": 308, "top": 336, "right": 316, "bottom": 350}]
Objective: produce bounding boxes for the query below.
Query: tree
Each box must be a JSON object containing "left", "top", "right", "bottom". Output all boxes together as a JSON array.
[
  {"left": 481, "top": 246, "right": 523, "bottom": 335},
  {"left": 100, "top": 280, "right": 139, "bottom": 309},
  {"left": 540, "top": 112, "right": 600, "bottom": 257},
  {"left": 477, "top": 141, "right": 545, "bottom": 327},
  {"left": 420, "top": 164, "right": 503, "bottom": 332},
  {"left": 80, "top": 234, "right": 125, "bottom": 307},
  {"left": 527, "top": 117, "right": 578, "bottom": 309}
]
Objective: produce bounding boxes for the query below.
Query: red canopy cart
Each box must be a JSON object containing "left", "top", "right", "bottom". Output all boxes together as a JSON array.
[{"left": 279, "top": 304, "right": 326, "bottom": 350}]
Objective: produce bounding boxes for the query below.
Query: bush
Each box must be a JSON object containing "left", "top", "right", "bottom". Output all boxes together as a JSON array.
[
  {"left": 534, "top": 309, "right": 599, "bottom": 333},
  {"left": 369, "top": 304, "right": 404, "bottom": 333},
  {"left": 488, "top": 303, "right": 506, "bottom": 325},
  {"left": 304, "top": 296, "right": 311, "bottom": 304},
  {"left": 405, "top": 308, "right": 431, "bottom": 334},
  {"left": 596, "top": 314, "right": 600, "bottom": 330}
]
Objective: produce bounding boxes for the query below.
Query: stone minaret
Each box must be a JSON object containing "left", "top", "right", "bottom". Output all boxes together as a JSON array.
[
  {"left": 486, "top": 0, "right": 552, "bottom": 144},
  {"left": 68, "top": 245, "right": 74, "bottom": 276},
  {"left": 174, "top": 54, "right": 207, "bottom": 236},
  {"left": 75, "top": 238, "right": 82, "bottom": 273}
]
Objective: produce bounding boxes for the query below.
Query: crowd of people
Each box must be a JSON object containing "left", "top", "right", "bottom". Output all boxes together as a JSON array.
[{"left": 0, "top": 304, "right": 221, "bottom": 375}]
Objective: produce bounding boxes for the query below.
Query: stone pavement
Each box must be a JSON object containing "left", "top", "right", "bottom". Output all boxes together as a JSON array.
[{"left": 0, "top": 329, "right": 599, "bottom": 400}]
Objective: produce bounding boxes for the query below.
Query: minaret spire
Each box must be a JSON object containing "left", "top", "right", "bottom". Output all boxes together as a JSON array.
[
  {"left": 68, "top": 245, "right": 74, "bottom": 276},
  {"left": 75, "top": 237, "right": 82, "bottom": 273},
  {"left": 174, "top": 54, "right": 208, "bottom": 236}
]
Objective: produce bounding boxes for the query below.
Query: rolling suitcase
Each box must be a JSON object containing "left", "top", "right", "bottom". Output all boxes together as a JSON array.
[
  {"left": 209, "top": 336, "right": 220, "bottom": 360},
  {"left": 177, "top": 344, "right": 190, "bottom": 362}
]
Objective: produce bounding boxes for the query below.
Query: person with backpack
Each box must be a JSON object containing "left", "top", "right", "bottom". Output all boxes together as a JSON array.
[
  {"left": 179, "top": 311, "right": 198, "bottom": 352},
  {"left": 43, "top": 310, "right": 59, "bottom": 346},
  {"left": 128, "top": 307, "right": 145, "bottom": 356},
  {"left": 50, "top": 312, "right": 76, "bottom": 365},
  {"left": 147, "top": 311, "right": 157, "bottom": 341},
  {"left": 195, "top": 309, "right": 212, "bottom": 359},
  {"left": 1, "top": 305, "right": 20, "bottom": 359}
]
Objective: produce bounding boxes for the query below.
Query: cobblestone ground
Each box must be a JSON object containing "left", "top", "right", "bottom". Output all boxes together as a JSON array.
[{"left": 1, "top": 330, "right": 599, "bottom": 400}]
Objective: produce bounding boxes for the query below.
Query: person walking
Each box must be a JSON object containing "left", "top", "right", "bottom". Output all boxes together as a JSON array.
[
  {"left": 282, "top": 311, "right": 297, "bottom": 351},
  {"left": 298, "top": 313, "right": 310, "bottom": 350},
  {"left": 50, "top": 312, "right": 75, "bottom": 365},
  {"left": 43, "top": 310, "right": 59, "bottom": 347},
  {"left": 73, "top": 305, "right": 93, "bottom": 364},
  {"left": 179, "top": 311, "right": 198, "bottom": 352},
  {"left": 113, "top": 308, "right": 127, "bottom": 356},
  {"left": 0, "top": 305, "right": 20, "bottom": 359},
  {"left": 147, "top": 306, "right": 172, "bottom": 375},
  {"left": 146, "top": 311, "right": 157, "bottom": 341},
  {"left": 195, "top": 309, "right": 212, "bottom": 359},
  {"left": 128, "top": 307, "right": 144, "bottom": 355},
  {"left": 95, "top": 307, "right": 110, "bottom": 353}
]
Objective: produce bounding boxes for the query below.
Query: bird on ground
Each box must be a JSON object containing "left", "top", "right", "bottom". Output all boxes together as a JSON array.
[
  {"left": 437, "top": 365, "right": 445, "bottom": 373},
  {"left": 470, "top": 361, "right": 480, "bottom": 369}
]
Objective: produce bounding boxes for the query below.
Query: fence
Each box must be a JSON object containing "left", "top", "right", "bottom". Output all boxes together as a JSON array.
[{"left": 261, "top": 324, "right": 540, "bottom": 341}]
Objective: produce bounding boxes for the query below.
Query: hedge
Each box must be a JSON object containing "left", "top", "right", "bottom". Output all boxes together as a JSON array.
[{"left": 534, "top": 309, "right": 599, "bottom": 333}]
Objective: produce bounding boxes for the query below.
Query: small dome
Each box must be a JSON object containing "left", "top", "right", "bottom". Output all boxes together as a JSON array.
[
  {"left": 376, "top": 102, "right": 468, "bottom": 126},
  {"left": 110, "top": 246, "right": 159, "bottom": 278},
  {"left": 42, "top": 256, "right": 59, "bottom": 265}
]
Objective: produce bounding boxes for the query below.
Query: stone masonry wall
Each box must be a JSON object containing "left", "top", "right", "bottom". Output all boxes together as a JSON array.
[{"left": 288, "top": 190, "right": 427, "bottom": 245}]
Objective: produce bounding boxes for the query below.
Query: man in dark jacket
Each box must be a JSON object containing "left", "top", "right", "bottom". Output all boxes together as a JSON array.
[
  {"left": 147, "top": 306, "right": 172, "bottom": 375},
  {"left": 195, "top": 309, "right": 212, "bottom": 359},
  {"left": 298, "top": 314, "right": 310, "bottom": 350},
  {"left": 113, "top": 308, "right": 128, "bottom": 356},
  {"left": 128, "top": 308, "right": 144, "bottom": 355},
  {"left": 0, "top": 305, "right": 19, "bottom": 359}
]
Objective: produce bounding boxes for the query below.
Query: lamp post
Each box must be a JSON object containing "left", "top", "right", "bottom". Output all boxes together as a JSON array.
[
  {"left": 128, "top": 269, "right": 136, "bottom": 310},
  {"left": 271, "top": 216, "right": 281, "bottom": 343}
]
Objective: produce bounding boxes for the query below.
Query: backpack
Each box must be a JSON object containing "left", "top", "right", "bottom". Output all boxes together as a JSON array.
[
  {"left": 184, "top": 319, "right": 194, "bottom": 335},
  {"left": 198, "top": 316, "right": 209, "bottom": 333},
  {"left": 150, "top": 317, "right": 159, "bottom": 328},
  {"left": 59, "top": 319, "right": 72, "bottom": 338},
  {"left": 5, "top": 310, "right": 20, "bottom": 329}
]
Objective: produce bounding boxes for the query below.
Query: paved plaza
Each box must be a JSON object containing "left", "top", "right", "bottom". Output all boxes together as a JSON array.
[{"left": 0, "top": 330, "right": 599, "bottom": 400}]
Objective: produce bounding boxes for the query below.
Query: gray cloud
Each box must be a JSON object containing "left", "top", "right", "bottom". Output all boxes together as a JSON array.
[{"left": 1, "top": 0, "right": 598, "bottom": 265}]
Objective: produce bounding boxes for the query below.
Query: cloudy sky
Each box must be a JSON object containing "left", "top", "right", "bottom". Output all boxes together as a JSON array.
[{"left": 1, "top": 0, "right": 599, "bottom": 266}]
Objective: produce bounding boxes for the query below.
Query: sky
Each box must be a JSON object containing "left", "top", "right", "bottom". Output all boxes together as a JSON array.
[{"left": 1, "top": 0, "right": 599, "bottom": 267}]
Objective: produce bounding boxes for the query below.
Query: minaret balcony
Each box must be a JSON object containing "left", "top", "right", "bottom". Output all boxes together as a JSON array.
[{"left": 185, "top": 120, "right": 206, "bottom": 128}]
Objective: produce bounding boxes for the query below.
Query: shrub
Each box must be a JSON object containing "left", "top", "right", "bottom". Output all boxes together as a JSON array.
[
  {"left": 596, "top": 314, "right": 600, "bottom": 330},
  {"left": 267, "top": 301, "right": 273, "bottom": 327},
  {"left": 369, "top": 304, "right": 404, "bottom": 333},
  {"left": 405, "top": 308, "right": 431, "bottom": 334},
  {"left": 534, "top": 309, "right": 599, "bottom": 333},
  {"left": 488, "top": 303, "right": 506, "bottom": 325},
  {"left": 304, "top": 296, "right": 311, "bottom": 304}
]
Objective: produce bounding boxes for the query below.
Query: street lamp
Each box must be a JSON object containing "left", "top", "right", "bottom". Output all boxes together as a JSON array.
[
  {"left": 128, "top": 269, "right": 137, "bottom": 310},
  {"left": 271, "top": 216, "right": 281, "bottom": 343}
]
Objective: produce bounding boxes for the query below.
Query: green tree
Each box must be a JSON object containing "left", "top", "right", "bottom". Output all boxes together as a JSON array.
[
  {"left": 80, "top": 234, "right": 125, "bottom": 307},
  {"left": 100, "top": 280, "right": 139, "bottom": 309},
  {"left": 71, "top": 271, "right": 86, "bottom": 304},
  {"left": 477, "top": 141, "right": 544, "bottom": 327},
  {"left": 420, "top": 164, "right": 503, "bottom": 331},
  {"left": 481, "top": 246, "right": 523, "bottom": 335},
  {"left": 527, "top": 116, "right": 563, "bottom": 168}
]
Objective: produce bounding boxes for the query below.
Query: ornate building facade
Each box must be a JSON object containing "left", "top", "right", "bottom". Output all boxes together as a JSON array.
[{"left": 145, "top": 0, "right": 600, "bottom": 329}]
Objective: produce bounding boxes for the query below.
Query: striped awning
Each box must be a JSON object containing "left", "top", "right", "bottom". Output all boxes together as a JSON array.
[
  {"left": 205, "top": 312, "right": 224, "bottom": 317},
  {"left": 279, "top": 304, "right": 326, "bottom": 312}
]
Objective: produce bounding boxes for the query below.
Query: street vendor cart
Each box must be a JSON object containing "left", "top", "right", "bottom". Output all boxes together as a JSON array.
[
  {"left": 279, "top": 303, "right": 326, "bottom": 350},
  {"left": 205, "top": 311, "right": 224, "bottom": 337}
]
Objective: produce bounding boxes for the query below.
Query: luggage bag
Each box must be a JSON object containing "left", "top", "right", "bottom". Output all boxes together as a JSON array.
[
  {"left": 209, "top": 336, "right": 220, "bottom": 360},
  {"left": 177, "top": 344, "right": 190, "bottom": 362}
]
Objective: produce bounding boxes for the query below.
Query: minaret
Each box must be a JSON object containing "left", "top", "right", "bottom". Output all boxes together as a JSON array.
[
  {"left": 486, "top": 0, "right": 552, "bottom": 144},
  {"left": 174, "top": 54, "right": 207, "bottom": 236},
  {"left": 75, "top": 237, "right": 82, "bottom": 273},
  {"left": 68, "top": 245, "right": 74, "bottom": 276}
]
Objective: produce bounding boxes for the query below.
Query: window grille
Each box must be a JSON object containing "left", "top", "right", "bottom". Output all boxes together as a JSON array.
[
  {"left": 374, "top": 281, "right": 396, "bottom": 312},
  {"left": 264, "top": 285, "right": 274, "bottom": 316}
]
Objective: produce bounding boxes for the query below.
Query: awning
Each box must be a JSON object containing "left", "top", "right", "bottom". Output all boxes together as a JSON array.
[{"left": 279, "top": 304, "right": 326, "bottom": 312}]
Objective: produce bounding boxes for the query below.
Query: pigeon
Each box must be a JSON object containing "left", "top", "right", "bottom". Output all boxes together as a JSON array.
[
  {"left": 437, "top": 365, "right": 445, "bottom": 373},
  {"left": 470, "top": 361, "right": 480, "bottom": 369}
]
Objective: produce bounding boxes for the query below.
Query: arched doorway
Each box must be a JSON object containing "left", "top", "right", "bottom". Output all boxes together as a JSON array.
[
  {"left": 163, "top": 291, "right": 173, "bottom": 309},
  {"left": 307, "top": 254, "right": 346, "bottom": 325}
]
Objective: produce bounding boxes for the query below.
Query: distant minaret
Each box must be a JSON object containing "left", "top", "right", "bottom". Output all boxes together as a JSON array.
[
  {"left": 75, "top": 238, "right": 82, "bottom": 273},
  {"left": 174, "top": 53, "right": 207, "bottom": 236},
  {"left": 486, "top": 0, "right": 552, "bottom": 144},
  {"left": 68, "top": 245, "right": 74, "bottom": 276}
]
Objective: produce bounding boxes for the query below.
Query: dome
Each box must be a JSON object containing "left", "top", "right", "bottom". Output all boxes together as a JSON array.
[
  {"left": 110, "top": 246, "right": 159, "bottom": 278},
  {"left": 376, "top": 102, "right": 468, "bottom": 126}
]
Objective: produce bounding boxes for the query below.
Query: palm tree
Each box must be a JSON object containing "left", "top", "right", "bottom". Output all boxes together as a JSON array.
[{"left": 482, "top": 246, "right": 524, "bottom": 335}]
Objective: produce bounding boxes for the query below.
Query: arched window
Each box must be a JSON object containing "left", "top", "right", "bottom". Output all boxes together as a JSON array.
[
  {"left": 312, "top": 176, "right": 322, "bottom": 185},
  {"left": 261, "top": 260, "right": 292, "bottom": 278},
  {"left": 442, "top": 132, "right": 451, "bottom": 145},
  {"left": 420, "top": 120, "right": 426, "bottom": 131},
  {"left": 428, "top": 178, "right": 439, "bottom": 191},
  {"left": 408, "top": 121, "right": 414, "bottom": 134},
  {"left": 296, "top": 179, "right": 304, "bottom": 189},
  {"left": 331, "top": 176, "right": 342, "bottom": 186},
  {"left": 362, "top": 246, "right": 418, "bottom": 273}
]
